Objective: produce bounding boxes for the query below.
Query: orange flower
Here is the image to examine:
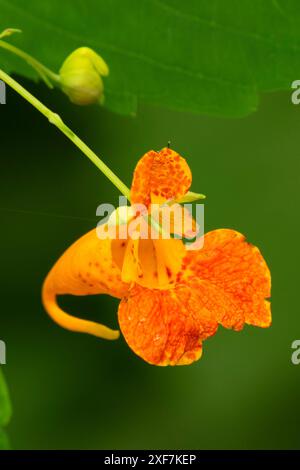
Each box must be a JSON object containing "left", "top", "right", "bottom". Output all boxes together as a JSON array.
[{"left": 42, "top": 148, "right": 271, "bottom": 366}]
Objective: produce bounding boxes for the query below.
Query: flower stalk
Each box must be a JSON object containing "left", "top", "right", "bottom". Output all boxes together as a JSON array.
[
  {"left": 0, "top": 29, "right": 60, "bottom": 88},
  {"left": 0, "top": 68, "right": 131, "bottom": 199}
]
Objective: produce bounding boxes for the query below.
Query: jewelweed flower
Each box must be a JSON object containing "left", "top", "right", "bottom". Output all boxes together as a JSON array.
[{"left": 42, "top": 148, "right": 271, "bottom": 366}]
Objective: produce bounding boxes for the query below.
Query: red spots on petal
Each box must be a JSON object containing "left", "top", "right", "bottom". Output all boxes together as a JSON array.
[
  {"left": 118, "top": 284, "right": 217, "bottom": 366},
  {"left": 181, "top": 229, "right": 271, "bottom": 330},
  {"left": 130, "top": 148, "right": 192, "bottom": 206},
  {"left": 166, "top": 267, "right": 172, "bottom": 278}
]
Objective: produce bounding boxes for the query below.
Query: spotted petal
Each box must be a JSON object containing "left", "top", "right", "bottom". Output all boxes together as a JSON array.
[
  {"left": 118, "top": 284, "right": 218, "bottom": 366},
  {"left": 130, "top": 148, "right": 192, "bottom": 206},
  {"left": 42, "top": 228, "right": 129, "bottom": 339},
  {"left": 179, "top": 229, "right": 271, "bottom": 329}
]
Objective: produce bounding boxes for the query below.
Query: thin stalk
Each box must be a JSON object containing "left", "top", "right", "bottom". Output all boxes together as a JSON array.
[
  {"left": 0, "top": 39, "right": 60, "bottom": 87},
  {"left": 0, "top": 69, "right": 131, "bottom": 200}
]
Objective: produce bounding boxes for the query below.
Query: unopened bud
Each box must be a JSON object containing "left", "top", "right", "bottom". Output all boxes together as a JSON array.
[{"left": 59, "top": 47, "right": 109, "bottom": 105}]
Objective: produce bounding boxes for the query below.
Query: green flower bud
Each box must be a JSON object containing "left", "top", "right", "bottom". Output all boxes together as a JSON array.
[{"left": 59, "top": 47, "right": 109, "bottom": 106}]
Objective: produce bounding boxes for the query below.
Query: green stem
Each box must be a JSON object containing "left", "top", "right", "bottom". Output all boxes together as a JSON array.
[
  {"left": 0, "top": 39, "right": 60, "bottom": 87},
  {"left": 0, "top": 69, "right": 131, "bottom": 200}
]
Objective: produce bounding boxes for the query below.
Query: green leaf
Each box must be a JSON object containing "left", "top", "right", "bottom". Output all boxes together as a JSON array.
[
  {"left": 0, "top": 0, "right": 299, "bottom": 116},
  {"left": 0, "top": 370, "right": 11, "bottom": 449}
]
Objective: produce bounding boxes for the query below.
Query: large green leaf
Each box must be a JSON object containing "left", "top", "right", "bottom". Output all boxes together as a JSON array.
[
  {"left": 0, "top": 370, "right": 11, "bottom": 450},
  {"left": 0, "top": 0, "right": 299, "bottom": 116}
]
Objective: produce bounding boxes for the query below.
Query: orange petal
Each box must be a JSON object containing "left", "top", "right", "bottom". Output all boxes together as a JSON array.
[
  {"left": 113, "top": 237, "right": 186, "bottom": 289},
  {"left": 112, "top": 203, "right": 192, "bottom": 289},
  {"left": 180, "top": 229, "right": 271, "bottom": 329},
  {"left": 118, "top": 284, "right": 218, "bottom": 366},
  {"left": 130, "top": 148, "right": 192, "bottom": 206},
  {"left": 42, "top": 228, "right": 129, "bottom": 339}
]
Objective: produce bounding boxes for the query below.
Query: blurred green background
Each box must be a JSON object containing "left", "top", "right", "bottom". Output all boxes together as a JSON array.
[{"left": 0, "top": 80, "right": 299, "bottom": 449}]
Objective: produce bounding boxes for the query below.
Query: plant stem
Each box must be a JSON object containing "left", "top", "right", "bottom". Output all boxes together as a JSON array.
[
  {"left": 0, "top": 69, "right": 131, "bottom": 200},
  {"left": 0, "top": 39, "right": 60, "bottom": 87}
]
